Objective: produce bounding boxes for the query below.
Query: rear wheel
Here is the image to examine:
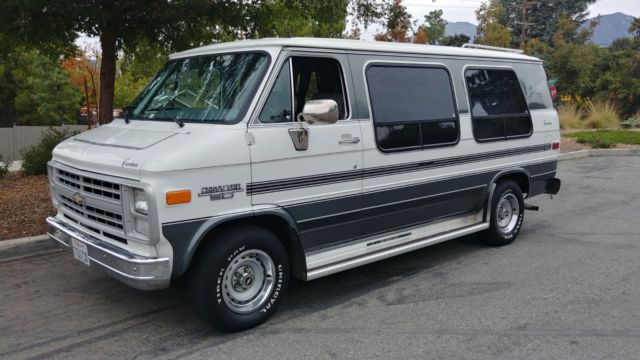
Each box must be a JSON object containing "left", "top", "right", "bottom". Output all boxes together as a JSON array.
[
  {"left": 479, "top": 180, "right": 524, "bottom": 246},
  {"left": 189, "top": 225, "right": 289, "bottom": 332}
]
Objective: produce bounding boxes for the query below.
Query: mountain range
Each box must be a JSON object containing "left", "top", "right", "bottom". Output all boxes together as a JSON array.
[{"left": 444, "top": 12, "right": 636, "bottom": 47}]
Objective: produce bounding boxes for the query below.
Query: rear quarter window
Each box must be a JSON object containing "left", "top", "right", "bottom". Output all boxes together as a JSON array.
[{"left": 464, "top": 68, "right": 533, "bottom": 142}]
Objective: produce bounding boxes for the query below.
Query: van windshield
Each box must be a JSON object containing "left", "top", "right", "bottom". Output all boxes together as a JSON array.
[{"left": 128, "top": 52, "right": 269, "bottom": 124}]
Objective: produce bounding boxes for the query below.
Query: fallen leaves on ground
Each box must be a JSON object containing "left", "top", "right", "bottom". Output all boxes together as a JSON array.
[{"left": 0, "top": 173, "right": 54, "bottom": 240}]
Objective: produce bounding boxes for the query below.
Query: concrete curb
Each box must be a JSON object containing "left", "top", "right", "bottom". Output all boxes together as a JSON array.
[
  {"left": 0, "top": 234, "right": 60, "bottom": 262},
  {"left": 1, "top": 149, "right": 639, "bottom": 262},
  {"left": 559, "top": 149, "right": 640, "bottom": 161}
]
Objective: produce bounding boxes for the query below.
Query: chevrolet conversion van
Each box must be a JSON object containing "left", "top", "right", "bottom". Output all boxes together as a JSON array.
[{"left": 47, "top": 38, "right": 561, "bottom": 331}]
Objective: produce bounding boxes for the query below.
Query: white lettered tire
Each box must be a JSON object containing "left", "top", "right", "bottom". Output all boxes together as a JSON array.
[
  {"left": 479, "top": 180, "right": 525, "bottom": 246},
  {"left": 189, "top": 225, "right": 289, "bottom": 332}
]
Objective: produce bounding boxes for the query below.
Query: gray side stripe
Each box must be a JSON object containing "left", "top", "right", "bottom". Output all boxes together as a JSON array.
[{"left": 247, "top": 143, "right": 551, "bottom": 195}]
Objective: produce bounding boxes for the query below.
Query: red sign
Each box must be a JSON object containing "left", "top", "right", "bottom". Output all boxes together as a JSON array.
[{"left": 549, "top": 85, "right": 558, "bottom": 101}]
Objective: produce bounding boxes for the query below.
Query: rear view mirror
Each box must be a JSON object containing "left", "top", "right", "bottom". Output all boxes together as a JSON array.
[{"left": 299, "top": 99, "right": 339, "bottom": 125}]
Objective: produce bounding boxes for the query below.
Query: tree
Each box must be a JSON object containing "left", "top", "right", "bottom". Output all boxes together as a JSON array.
[
  {"left": 11, "top": 49, "right": 82, "bottom": 126},
  {"left": 441, "top": 34, "right": 471, "bottom": 47},
  {"left": 376, "top": 0, "right": 414, "bottom": 42},
  {"left": 375, "top": 0, "right": 444, "bottom": 45},
  {"left": 551, "top": 16, "right": 598, "bottom": 47},
  {"left": 1, "top": 1, "right": 388, "bottom": 125},
  {"left": 592, "top": 37, "right": 640, "bottom": 116},
  {"left": 348, "top": 0, "right": 391, "bottom": 33},
  {"left": 475, "top": 1, "right": 512, "bottom": 47},
  {"left": 419, "top": 10, "right": 447, "bottom": 45},
  {"left": 114, "top": 40, "right": 168, "bottom": 109},
  {"left": 1, "top": 1, "right": 229, "bottom": 124},
  {"left": 413, "top": 30, "right": 429, "bottom": 45},
  {"left": 492, "top": 0, "right": 597, "bottom": 47},
  {"left": 524, "top": 38, "right": 551, "bottom": 58},
  {"left": 630, "top": 17, "right": 640, "bottom": 37},
  {"left": 542, "top": 20, "right": 600, "bottom": 101},
  {"left": 62, "top": 48, "right": 100, "bottom": 122}
]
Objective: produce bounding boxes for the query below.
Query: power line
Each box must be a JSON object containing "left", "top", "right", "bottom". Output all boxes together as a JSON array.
[{"left": 403, "top": 3, "right": 479, "bottom": 9}]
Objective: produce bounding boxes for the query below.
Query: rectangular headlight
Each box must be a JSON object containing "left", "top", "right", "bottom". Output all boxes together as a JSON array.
[{"left": 133, "top": 188, "right": 148, "bottom": 215}]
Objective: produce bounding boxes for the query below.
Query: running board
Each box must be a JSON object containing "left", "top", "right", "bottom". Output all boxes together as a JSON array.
[{"left": 306, "top": 217, "right": 489, "bottom": 280}]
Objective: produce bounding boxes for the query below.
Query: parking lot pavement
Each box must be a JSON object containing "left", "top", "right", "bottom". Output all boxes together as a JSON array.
[{"left": 1, "top": 156, "right": 640, "bottom": 360}]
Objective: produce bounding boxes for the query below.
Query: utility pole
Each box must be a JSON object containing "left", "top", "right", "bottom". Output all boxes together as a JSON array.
[{"left": 511, "top": 0, "right": 538, "bottom": 50}]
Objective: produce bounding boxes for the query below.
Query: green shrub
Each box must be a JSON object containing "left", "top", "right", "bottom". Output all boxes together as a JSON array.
[
  {"left": 565, "top": 130, "right": 640, "bottom": 145},
  {"left": 576, "top": 136, "right": 613, "bottom": 149},
  {"left": 0, "top": 155, "right": 11, "bottom": 178},
  {"left": 22, "top": 128, "right": 73, "bottom": 175}
]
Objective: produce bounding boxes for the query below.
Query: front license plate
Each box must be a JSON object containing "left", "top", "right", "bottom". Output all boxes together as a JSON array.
[{"left": 71, "top": 239, "right": 90, "bottom": 266}]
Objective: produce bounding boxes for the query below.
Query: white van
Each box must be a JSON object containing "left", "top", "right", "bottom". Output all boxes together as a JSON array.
[{"left": 47, "top": 38, "right": 561, "bottom": 331}]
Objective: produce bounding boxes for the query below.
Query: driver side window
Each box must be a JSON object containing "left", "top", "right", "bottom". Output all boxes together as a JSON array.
[
  {"left": 259, "top": 60, "right": 292, "bottom": 123},
  {"left": 259, "top": 56, "right": 348, "bottom": 124}
]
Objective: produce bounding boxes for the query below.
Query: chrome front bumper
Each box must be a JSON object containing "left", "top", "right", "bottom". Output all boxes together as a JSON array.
[{"left": 46, "top": 216, "right": 171, "bottom": 290}]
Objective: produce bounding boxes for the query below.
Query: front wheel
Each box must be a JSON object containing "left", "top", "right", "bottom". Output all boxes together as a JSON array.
[
  {"left": 479, "top": 180, "right": 525, "bottom": 246},
  {"left": 189, "top": 225, "right": 289, "bottom": 332}
]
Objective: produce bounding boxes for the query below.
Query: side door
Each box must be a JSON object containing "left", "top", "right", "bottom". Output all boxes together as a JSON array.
[
  {"left": 248, "top": 51, "right": 363, "bottom": 252},
  {"left": 354, "top": 58, "right": 486, "bottom": 237}
]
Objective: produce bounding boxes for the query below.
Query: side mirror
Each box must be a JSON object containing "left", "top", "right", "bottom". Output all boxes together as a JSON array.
[{"left": 299, "top": 99, "right": 339, "bottom": 125}]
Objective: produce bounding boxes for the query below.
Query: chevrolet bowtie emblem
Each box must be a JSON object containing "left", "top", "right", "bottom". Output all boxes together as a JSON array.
[{"left": 71, "top": 193, "right": 85, "bottom": 206}]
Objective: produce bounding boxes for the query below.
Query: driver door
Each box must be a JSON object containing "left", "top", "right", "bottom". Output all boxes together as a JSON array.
[{"left": 248, "top": 53, "right": 363, "bottom": 252}]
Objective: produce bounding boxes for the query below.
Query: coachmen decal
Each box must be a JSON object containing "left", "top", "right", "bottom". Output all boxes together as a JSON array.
[{"left": 198, "top": 184, "right": 243, "bottom": 201}]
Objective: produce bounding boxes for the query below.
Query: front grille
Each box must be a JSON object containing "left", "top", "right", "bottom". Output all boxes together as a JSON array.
[
  {"left": 57, "top": 169, "right": 121, "bottom": 202},
  {"left": 63, "top": 214, "right": 127, "bottom": 244},
  {"left": 53, "top": 167, "right": 126, "bottom": 242}
]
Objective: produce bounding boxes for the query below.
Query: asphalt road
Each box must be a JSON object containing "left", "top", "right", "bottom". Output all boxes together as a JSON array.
[{"left": 2, "top": 156, "right": 640, "bottom": 360}]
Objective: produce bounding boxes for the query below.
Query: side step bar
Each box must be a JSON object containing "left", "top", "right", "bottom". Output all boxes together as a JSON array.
[{"left": 306, "top": 222, "right": 489, "bottom": 280}]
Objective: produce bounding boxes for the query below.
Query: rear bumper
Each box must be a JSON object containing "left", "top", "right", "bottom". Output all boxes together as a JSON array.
[{"left": 46, "top": 216, "right": 171, "bottom": 290}]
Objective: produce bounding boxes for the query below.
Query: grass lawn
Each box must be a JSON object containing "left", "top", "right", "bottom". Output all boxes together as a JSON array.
[{"left": 563, "top": 130, "right": 640, "bottom": 149}]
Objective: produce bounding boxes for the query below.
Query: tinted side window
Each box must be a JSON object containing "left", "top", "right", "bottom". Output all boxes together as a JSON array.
[
  {"left": 465, "top": 69, "right": 532, "bottom": 141},
  {"left": 366, "top": 65, "right": 459, "bottom": 151}
]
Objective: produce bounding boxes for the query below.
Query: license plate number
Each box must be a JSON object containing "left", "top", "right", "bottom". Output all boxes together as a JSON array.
[{"left": 71, "top": 239, "right": 90, "bottom": 266}]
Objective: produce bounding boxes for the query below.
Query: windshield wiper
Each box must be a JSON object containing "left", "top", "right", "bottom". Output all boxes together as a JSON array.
[{"left": 146, "top": 104, "right": 182, "bottom": 112}]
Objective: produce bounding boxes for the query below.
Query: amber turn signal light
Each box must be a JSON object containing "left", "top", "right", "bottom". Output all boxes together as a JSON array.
[{"left": 166, "top": 190, "right": 191, "bottom": 205}]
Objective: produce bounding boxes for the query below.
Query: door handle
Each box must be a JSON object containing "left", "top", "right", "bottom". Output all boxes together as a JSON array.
[{"left": 339, "top": 136, "right": 360, "bottom": 144}]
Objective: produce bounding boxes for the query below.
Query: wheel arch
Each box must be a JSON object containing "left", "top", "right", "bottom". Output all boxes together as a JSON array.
[
  {"left": 483, "top": 168, "right": 531, "bottom": 222},
  {"left": 489, "top": 168, "right": 531, "bottom": 197},
  {"left": 162, "top": 207, "right": 307, "bottom": 280}
]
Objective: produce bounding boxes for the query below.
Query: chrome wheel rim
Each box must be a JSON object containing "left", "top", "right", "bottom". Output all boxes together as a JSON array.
[
  {"left": 222, "top": 249, "right": 275, "bottom": 314},
  {"left": 496, "top": 193, "right": 519, "bottom": 234}
]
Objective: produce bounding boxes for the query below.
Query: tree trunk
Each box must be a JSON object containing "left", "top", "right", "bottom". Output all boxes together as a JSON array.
[{"left": 98, "top": 31, "right": 117, "bottom": 125}]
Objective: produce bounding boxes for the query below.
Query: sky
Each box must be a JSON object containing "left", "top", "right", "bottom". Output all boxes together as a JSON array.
[{"left": 76, "top": 0, "right": 640, "bottom": 49}]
